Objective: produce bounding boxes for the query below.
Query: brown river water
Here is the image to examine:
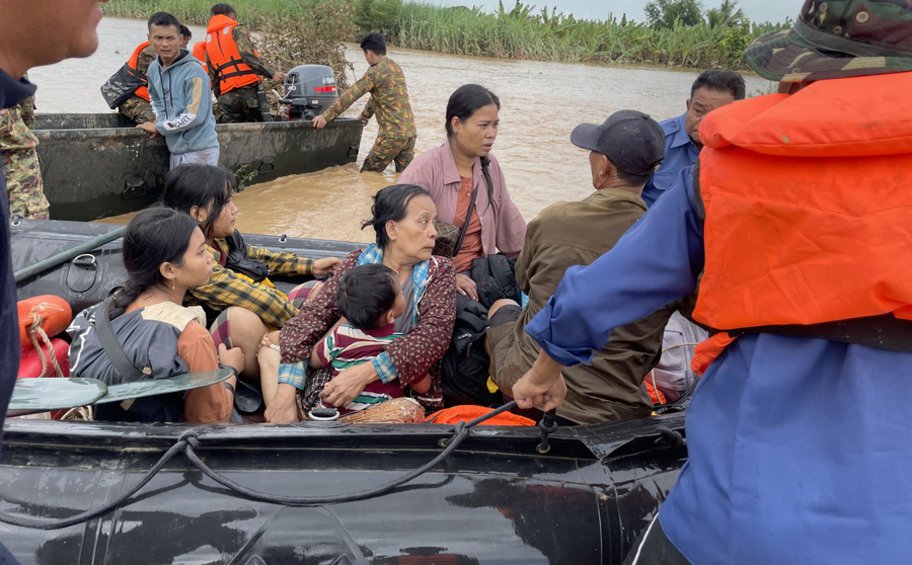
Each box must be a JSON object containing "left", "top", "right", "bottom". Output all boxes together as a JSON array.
[{"left": 29, "top": 17, "right": 771, "bottom": 243}]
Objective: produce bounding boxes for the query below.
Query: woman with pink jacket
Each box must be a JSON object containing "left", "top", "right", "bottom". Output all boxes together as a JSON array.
[{"left": 399, "top": 84, "right": 526, "bottom": 300}]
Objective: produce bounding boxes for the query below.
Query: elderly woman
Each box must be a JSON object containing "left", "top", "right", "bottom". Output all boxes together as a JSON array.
[
  {"left": 265, "top": 184, "right": 457, "bottom": 423},
  {"left": 399, "top": 83, "right": 526, "bottom": 300}
]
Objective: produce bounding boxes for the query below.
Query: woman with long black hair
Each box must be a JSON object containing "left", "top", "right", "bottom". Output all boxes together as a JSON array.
[{"left": 68, "top": 208, "right": 243, "bottom": 423}]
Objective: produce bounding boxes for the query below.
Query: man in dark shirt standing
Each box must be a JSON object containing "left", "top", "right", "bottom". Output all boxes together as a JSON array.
[{"left": 0, "top": 0, "right": 106, "bottom": 438}]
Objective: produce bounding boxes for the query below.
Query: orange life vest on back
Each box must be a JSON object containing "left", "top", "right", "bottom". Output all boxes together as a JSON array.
[
  {"left": 191, "top": 41, "right": 208, "bottom": 72},
  {"left": 205, "top": 14, "right": 260, "bottom": 94},
  {"left": 126, "top": 41, "right": 151, "bottom": 102},
  {"left": 692, "top": 72, "right": 912, "bottom": 332}
]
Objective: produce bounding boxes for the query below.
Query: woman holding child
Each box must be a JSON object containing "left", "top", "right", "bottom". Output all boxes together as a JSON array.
[
  {"left": 399, "top": 84, "right": 526, "bottom": 300},
  {"left": 265, "top": 184, "right": 457, "bottom": 423}
]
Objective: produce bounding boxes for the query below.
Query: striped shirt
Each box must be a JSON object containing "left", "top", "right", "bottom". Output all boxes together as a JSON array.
[{"left": 314, "top": 323, "right": 403, "bottom": 414}]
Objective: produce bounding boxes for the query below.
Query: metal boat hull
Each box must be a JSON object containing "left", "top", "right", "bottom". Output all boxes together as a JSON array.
[{"left": 33, "top": 114, "right": 363, "bottom": 221}]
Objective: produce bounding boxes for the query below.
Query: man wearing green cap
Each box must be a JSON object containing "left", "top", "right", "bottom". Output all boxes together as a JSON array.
[{"left": 511, "top": 1, "right": 912, "bottom": 562}]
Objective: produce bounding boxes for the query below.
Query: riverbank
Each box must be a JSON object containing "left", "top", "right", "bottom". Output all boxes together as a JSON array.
[{"left": 104, "top": 0, "right": 786, "bottom": 72}]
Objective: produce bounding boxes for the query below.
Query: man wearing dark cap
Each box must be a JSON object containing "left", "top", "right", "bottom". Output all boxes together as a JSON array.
[
  {"left": 511, "top": 1, "right": 912, "bottom": 562},
  {"left": 485, "top": 110, "right": 671, "bottom": 425}
]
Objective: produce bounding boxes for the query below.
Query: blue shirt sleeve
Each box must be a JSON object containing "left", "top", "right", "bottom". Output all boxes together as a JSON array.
[{"left": 524, "top": 165, "right": 706, "bottom": 366}]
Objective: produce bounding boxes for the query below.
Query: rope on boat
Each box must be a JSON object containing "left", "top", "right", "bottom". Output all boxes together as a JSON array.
[{"left": 0, "top": 401, "right": 521, "bottom": 530}]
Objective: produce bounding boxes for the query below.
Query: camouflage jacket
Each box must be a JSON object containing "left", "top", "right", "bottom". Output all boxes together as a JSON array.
[
  {"left": 136, "top": 44, "right": 156, "bottom": 77},
  {"left": 0, "top": 98, "right": 38, "bottom": 151},
  {"left": 323, "top": 57, "right": 416, "bottom": 139}
]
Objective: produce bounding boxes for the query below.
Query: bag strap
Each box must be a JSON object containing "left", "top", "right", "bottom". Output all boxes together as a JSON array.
[
  {"left": 94, "top": 300, "right": 145, "bottom": 383},
  {"left": 452, "top": 157, "right": 494, "bottom": 257}
]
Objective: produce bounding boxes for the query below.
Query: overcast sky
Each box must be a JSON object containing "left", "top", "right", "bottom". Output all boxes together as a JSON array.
[{"left": 429, "top": 0, "right": 797, "bottom": 25}]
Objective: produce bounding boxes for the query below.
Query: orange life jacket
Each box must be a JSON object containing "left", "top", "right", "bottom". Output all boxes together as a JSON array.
[
  {"left": 690, "top": 72, "right": 912, "bottom": 369},
  {"left": 126, "top": 41, "right": 151, "bottom": 102},
  {"left": 191, "top": 41, "right": 208, "bottom": 71},
  {"left": 205, "top": 14, "right": 260, "bottom": 94}
]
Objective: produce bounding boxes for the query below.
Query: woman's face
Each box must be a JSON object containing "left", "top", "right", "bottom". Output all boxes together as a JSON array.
[
  {"left": 173, "top": 227, "right": 213, "bottom": 288},
  {"left": 193, "top": 188, "right": 238, "bottom": 240},
  {"left": 385, "top": 195, "right": 437, "bottom": 264},
  {"left": 210, "top": 197, "right": 238, "bottom": 239},
  {"left": 451, "top": 103, "right": 500, "bottom": 158}
]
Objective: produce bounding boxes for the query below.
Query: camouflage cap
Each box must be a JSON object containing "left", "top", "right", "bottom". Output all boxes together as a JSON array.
[{"left": 745, "top": 0, "right": 912, "bottom": 82}]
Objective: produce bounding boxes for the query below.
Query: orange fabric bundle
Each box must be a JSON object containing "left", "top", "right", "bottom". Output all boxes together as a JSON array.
[{"left": 425, "top": 405, "right": 535, "bottom": 426}]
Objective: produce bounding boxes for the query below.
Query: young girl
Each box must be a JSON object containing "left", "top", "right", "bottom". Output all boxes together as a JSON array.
[
  {"left": 162, "top": 164, "right": 341, "bottom": 379},
  {"left": 68, "top": 208, "right": 243, "bottom": 423}
]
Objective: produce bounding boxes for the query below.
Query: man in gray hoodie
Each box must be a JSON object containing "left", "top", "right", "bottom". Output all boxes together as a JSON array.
[{"left": 138, "top": 12, "right": 219, "bottom": 168}]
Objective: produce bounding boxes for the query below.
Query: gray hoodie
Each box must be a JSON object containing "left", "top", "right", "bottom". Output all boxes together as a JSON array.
[{"left": 147, "top": 50, "right": 218, "bottom": 155}]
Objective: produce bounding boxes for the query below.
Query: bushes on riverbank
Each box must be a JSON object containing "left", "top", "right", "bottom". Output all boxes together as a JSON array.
[{"left": 105, "top": 0, "right": 787, "bottom": 71}]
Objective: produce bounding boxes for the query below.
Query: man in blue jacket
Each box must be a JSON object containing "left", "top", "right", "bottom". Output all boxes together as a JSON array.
[
  {"left": 138, "top": 12, "right": 219, "bottom": 168},
  {"left": 640, "top": 69, "right": 744, "bottom": 208}
]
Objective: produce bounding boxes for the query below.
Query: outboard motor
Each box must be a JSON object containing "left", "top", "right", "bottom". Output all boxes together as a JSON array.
[{"left": 279, "top": 64, "right": 338, "bottom": 121}]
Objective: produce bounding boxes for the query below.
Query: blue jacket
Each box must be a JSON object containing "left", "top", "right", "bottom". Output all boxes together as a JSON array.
[
  {"left": 147, "top": 51, "right": 218, "bottom": 155},
  {"left": 640, "top": 113, "right": 700, "bottom": 208},
  {"left": 0, "top": 70, "right": 33, "bottom": 436},
  {"left": 526, "top": 168, "right": 912, "bottom": 563}
]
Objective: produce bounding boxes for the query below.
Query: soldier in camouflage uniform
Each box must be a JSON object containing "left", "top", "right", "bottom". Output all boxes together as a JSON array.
[
  {"left": 206, "top": 4, "right": 284, "bottom": 123},
  {"left": 0, "top": 90, "right": 49, "bottom": 220},
  {"left": 313, "top": 33, "right": 417, "bottom": 173},
  {"left": 117, "top": 43, "right": 156, "bottom": 124}
]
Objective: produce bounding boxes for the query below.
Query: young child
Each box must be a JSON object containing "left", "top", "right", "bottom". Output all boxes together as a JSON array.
[{"left": 310, "top": 264, "right": 430, "bottom": 415}]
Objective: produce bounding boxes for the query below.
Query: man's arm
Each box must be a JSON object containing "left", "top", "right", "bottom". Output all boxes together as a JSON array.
[
  {"left": 155, "top": 75, "right": 209, "bottom": 136},
  {"left": 319, "top": 71, "right": 376, "bottom": 124}
]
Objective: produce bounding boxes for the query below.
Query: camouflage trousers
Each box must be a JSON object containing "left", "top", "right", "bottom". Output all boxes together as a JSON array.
[
  {"left": 2, "top": 148, "right": 49, "bottom": 220},
  {"left": 217, "top": 86, "right": 266, "bottom": 123},
  {"left": 361, "top": 135, "right": 416, "bottom": 173},
  {"left": 118, "top": 96, "right": 155, "bottom": 124}
]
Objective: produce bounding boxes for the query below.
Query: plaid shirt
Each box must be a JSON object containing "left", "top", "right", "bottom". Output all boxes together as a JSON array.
[{"left": 186, "top": 239, "right": 314, "bottom": 330}]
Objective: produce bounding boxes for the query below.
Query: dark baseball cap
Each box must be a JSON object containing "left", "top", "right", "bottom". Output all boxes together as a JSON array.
[{"left": 570, "top": 110, "right": 665, "bottom": 176}]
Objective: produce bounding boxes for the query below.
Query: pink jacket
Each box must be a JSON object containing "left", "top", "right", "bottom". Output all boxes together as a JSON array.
[{"left": 399, "top": 140, "right": 526, "bottom": 257}]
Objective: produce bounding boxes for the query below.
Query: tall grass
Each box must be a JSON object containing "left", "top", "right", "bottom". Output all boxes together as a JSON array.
[
  {"left": 391, "top": 3, "right": 785, "bottom": 69},
  {"left": 104, "top": 0, "right": 302, "bottom": 27},
  {"left": 104, "top": 0, "right": 789, "bottom": 71}
]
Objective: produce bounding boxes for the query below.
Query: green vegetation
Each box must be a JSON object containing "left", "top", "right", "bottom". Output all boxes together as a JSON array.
[
  {"left": 104, "top": 0, "right": 789, "bottom": 72},
  {"left": 645, "top": 0, "right": 704, "bottom": 29}
]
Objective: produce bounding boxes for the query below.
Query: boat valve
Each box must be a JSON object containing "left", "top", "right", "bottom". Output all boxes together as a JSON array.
[{"left": 536, "top": 409, "right": 558, "bottom": 454}]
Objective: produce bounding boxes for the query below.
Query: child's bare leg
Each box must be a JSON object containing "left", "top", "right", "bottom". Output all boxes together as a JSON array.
[{"left": 258, "top": 331, "right": 281, "bottom": 406}]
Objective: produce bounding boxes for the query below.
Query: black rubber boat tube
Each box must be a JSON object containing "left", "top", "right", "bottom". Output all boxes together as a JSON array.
[
  {"left": 0, "top": 401, "right": 526, "bottom": 529},
  {"left": 14, "top": 224, "right": 127, "bottom": 283}
]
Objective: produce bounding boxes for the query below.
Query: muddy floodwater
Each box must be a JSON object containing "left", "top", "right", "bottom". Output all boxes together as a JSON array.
[{"left": 29, "top": 17, "right": 771, "bottom": 242}]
